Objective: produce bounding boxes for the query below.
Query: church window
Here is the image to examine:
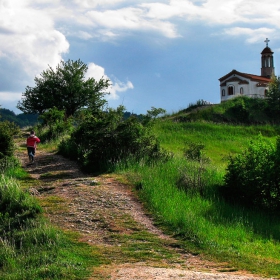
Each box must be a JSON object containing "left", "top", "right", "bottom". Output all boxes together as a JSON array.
[
  {"left": 222, "top": 89, "right": 225, "bottom": 96},
  {"left": 228, "top": 85, "right": 234, "bottom": 95},
  {"left": 240, "top": 87, "right": 243, "bottom": 94}
]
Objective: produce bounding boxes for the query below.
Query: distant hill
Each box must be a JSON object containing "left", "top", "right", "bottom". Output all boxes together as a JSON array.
[
  {"left": 0, "top": 108, "right": 142, "bottom": 128},
  {"left": 0, "top": 108, "right": 39, "bottom": 127},
  {"left": 172, "top": 96, "right": 278, "bottom": 125}
]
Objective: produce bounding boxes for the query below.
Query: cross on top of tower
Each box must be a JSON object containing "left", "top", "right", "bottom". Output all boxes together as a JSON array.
[{"left": 264, "top": 38, "right": 270, "bottom": 47}]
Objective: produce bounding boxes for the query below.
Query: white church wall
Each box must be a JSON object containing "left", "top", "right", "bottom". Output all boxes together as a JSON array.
[{"left": 220, "top": 74, "right": 267, "bottom": 102}]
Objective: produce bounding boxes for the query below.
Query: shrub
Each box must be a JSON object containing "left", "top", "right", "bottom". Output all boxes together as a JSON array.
[
  {"left": 177, "top": 163, "right": 207, "bottom": 196},
  {"left": 184, "top": 141, "right": 210, "bottom": 162},
  {"left": 221, "top": 136, "right": 280, "bottom": 210},
  {"left": 59, "top": 106, "right": 170, "bottom": 172},
  {"left": 0, "top": 121, "right": 19, "bottom": 159},
  {"left": 36, "top": 107, "right": 73, "bottom": 142},
  {"left": 178, "top": 143, "right": 211, "bottom": 196}
]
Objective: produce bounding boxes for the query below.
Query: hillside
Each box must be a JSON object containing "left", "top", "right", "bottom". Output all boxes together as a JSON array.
[
  {"left": 0, "top": 108, "right": 39, "bottom": 127},
  {"left": 14, "top": 132, "right": 272, "bottom": 279},
  {"left": 172, "top": 97, "right": 279, "bottom": 124},
  {"left": 2, "top": 100, "right": 280, "bottom": 279}
]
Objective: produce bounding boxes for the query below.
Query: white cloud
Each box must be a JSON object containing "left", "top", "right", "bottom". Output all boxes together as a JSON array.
[
  {"left": 141, "top": 0, "right": 280, "bottom": 33},
  {"left": 222, "top": 27, "right": 277, "bottom": 43},
  {"left": 109, "top": 81, "right": 134, "bottom": 100},
  {"left": 0, "top": 0, "right": 69, "bottom": 76},
  {"left": 86, "top": 7, "right": 179, "bottom": 38},
  {"left": 86, "top": 63, "right": 108, "bottom": 81},
  {"left": 73, "top": 0, "right": 126, "bottom": 8},
  {"left": 86, "top": 63, "right": 134, "bottom": 100}
]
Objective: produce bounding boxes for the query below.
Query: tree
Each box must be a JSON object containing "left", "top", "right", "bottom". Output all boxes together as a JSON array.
[
  {"left": 266, "top": 75, "right": 280, "bottom": 117},
  {"left": 146, "top": 107, "right": 166, "bottom": 120},
  {"left": 17, "top": 59, "right": 111, "bottom": 117}
]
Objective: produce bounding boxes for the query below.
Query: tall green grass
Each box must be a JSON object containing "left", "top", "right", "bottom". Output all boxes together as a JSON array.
[
  {"left": 0, "top": 174, "right": 102, "bottom": 279},
  {"left": 116, "top": 121, "right": 280, "bottom": 277},
  {"left": 153, "top": 120, "right": 279, "bottom": 166}
]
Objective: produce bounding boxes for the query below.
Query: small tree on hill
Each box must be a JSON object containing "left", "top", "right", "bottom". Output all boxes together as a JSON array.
[{"left": 17, "top": 59, "right": 110, "bottom": 118}]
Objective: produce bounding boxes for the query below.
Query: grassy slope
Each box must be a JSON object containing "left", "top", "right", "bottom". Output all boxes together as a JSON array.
[
  {"left": 152, "top": 120, "right": 280, "bottom": 275},
  {"left": 117, "top": 103, "right": 280, "bottom": 278},
  {"left": 2, "top": 98, "right": 280, "bottom": 278}
]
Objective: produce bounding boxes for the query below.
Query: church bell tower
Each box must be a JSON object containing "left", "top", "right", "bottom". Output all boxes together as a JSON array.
[{"left": 261, "top": 38, "right": 275, "bottom": 78}]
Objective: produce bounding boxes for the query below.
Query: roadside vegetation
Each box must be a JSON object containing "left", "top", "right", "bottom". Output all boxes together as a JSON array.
[
  {"left": 0, "top": 126, "right": 103, "bottom": 279},
  {"left": 116, "top": 121, "right": 280, "bottom": 277},
  {"left": 1, "top": 60, "right": 280, "bottom": 278}
]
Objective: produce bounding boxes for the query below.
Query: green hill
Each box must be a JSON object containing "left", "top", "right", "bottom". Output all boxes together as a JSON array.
[
  {"left": 172, "top": 96, "right": 278, "bottom": 124},
  {"left": 0, "top": 108, "right": 39, "bottom": 127}
]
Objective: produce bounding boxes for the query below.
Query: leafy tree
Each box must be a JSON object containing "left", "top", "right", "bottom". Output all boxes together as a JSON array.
[
  {"left": 267, "top": 75, "right": 280, "bottom": 117},
  {"left": 17, "top": 59, "right": 111, "bottom": 118},
  {"left": 146, "top": 107, "right": 166, "bottom": 119}
]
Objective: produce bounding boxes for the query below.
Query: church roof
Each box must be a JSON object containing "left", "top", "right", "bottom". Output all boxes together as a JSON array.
[
  {"left": 219, "top": 69, "right": 271, "bottom": 83},
  {"left": 261, "top": 47, "right": 273, "bottom": 54}
]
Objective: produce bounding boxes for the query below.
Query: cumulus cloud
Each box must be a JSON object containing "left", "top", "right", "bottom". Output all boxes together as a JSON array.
[
  {"left": 86, "top": 63, "right": 108, "bottom": 81},
  {"left": 109, "top": 81, "right": 134, "bottom": 100},
  {"left": 0, "top": 0, "right": 69, "bottom": 77},
  {"left": 86, "top": 63, "right": 134, "bottom": 100},
  {"left": 67, "top": 0, "right": 280, "bottom": 42}
]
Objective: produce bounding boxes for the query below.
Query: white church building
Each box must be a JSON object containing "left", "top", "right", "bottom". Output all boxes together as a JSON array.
[{"left": 219, "top": 38, "right": 275, "bottom": 102}]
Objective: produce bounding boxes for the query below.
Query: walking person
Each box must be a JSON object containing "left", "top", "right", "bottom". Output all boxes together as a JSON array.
[{"left": 26, "top": 130, "right": 40, "bottom": 163}]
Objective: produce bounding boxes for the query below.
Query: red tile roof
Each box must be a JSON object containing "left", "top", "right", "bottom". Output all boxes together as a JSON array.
[{"left": 219, "top": 70, "right": 271, "bottom": 83}]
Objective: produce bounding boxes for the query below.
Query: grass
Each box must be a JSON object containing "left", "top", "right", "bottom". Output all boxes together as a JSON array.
[
  {"left": 0, "top": 170, "right": 103, "bottom": 280},
  {"left": 115, "top": 120, "right": 280, "bottom": 278},
  {"left": 0, "top": 226, "right": 104, "bottom": 280},
  {"left": 152, "top": 120, "right": 278, "bottom": 166},
  {"left": 3, "top": 119, "right": 280, "bottom": 278}
]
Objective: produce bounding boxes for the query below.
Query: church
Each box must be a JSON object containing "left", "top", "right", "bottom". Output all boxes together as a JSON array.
[{"left": 219, "top": 38, "right": 275, "bottom": 102}]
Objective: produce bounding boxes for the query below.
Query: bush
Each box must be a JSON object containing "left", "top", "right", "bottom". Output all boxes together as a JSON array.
[
  {"left": 221, "top": 136, "right": 280, "bottom": 210},
  {"left": 59, "top": 107, "right": 170, "bottom": 172},
  {"left": 0, "top": 121, "right": 19, "bottom": 159},
  {"left": 184, "top": 141, "right": 210, "bottom": 162},
  {"left": 36, "top": 108, "right": 73, "bottom": 142},
  {"left": 178, "top": 143, "right": 211, "bottom": 196}
]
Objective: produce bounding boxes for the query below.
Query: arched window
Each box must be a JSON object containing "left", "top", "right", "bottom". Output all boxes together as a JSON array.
[
  {"left": 265, "top": 89, "right": 268, "bottom": 96},
  {"left": 240, "top": 87, "right": 243, "bottom": 95},
  {"left": 228, "top": 85, "right": 234, "bottom": 95},
  {"left": 222, "top": 89, "right": 225, "bottom": 96}
]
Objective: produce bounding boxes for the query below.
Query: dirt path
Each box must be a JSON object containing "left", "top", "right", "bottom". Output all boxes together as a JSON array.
[{"left": 17, "top": 144, "right": 273, "bottom": 280}]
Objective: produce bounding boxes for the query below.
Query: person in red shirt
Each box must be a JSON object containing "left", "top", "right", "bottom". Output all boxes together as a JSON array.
[{"left": 26, "top": 130, "right": 40, "bottom": 163}]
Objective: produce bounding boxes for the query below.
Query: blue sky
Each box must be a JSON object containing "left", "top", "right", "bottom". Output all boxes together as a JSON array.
[{"left": 1, "top": 0, "right": 280, "bottom": 115}]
